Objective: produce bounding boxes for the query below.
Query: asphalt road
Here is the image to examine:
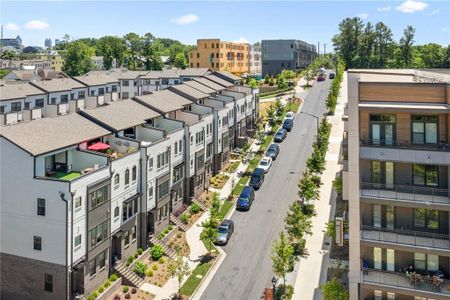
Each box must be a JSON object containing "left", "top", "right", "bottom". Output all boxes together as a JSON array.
[{"left": 201, "top": 74, "right": 332, "bottom": 300}]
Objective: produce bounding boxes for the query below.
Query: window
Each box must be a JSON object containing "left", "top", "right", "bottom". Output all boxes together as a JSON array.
[
  {"left": 122, "top": 80, "right": 129, "bottom": 86},
  {"left": 98, "top": 251, "right": 106, "bottom": 270},
  {"left": 35, "top": 98, "right": 44, "bottom": 108},
  {"left": 132, "top": 166, "right": 137, "bottom": 181},
  {"left": 415, "top": 253, "right": 439, "bottom": 272},
  {"left": 89, "top": 258, "right": 96, "bottom": 277},
  {"left": 60, "top": 95, "right": 69, "bottom": 103},
  {"left": 412, "top": 115, "right": 438, "bottom": 144},
  {"left": 78, "top": 91, "right": 85, "bottom": 99},
  {"left": 158, "top": 180, "right": 170, "bottom": 199},
  {"left": 413, "top": 164, "right": 438, "bottom": 187},
  {"left": 124, "top": 231, "right": 130, "bottom": 246},
  {"left": 414, "top": 208, "right": 439, "bottom": 229},
  {"left": 149, "top": 186, "right": 154, "bottom": 199},
  {"left": 174, "top": 142, "right": 178, "bottom": 155},
  {"left": 98, "top": 88, "right": 105, "bottom": 95},
  {"left": 124, "top": 169, "right": 130, "bottom": 185},
  {"left": 149, "top": 158, "right": 153, "bottom": 171},
  {"left": 44, "top": 273, "right": 53, "bottom": 292},
  {"left": 74, "top": 234, "right": 81, "bottom": 247},
  {"left": 157, "top": 150, "right": 169, "bottom": 169},
  {"left": 34, "top": 236, "right": 42, "bottom": 250},
  {"left": 11, "top": 102, "right": 21, "bottom": 112},
  {"left": 50, "top": 97, "right": 56, "bottom": 104},
  {"left": 24, "top": 102, "right": 30, "bottom": 110},
  {"left": 37, "top": 198, "right": 45, "bottom": 216},
  {"left": 122, "top": 197, "right": 138, "bottom": 222},
  {"left": 74, "top": 197, "right": 82, "bottom": 209},
  {"left": 173, "top": 165, "right": 183, "bottom": 183},
  {"left": 114, "top": 174, "right": 119, "bottom": 188},
  {"left": 131, "top": 226, "right": 136, "bottom": 241},
  {"left": 89, "top": 185, "right": 108, "bottom": 209},
  {"left": 111, "top": 85, "right": 117, "bottom": 92},
  {"left": 89, "top": 220, "right": 108, "bottom": 249},
  {"left": 179, "top": 140, "right": 182, "bottom": 153},
  {"left": 0, "top": 105, "right": 5, "bottom": 113},
  {"left": 114, "top": 206, "right": 119, "bottom": 218}
]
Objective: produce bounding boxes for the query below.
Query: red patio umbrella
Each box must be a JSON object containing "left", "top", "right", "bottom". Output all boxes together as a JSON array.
[{"left": 87, "top": 142, "right": 110, "bottom": 151}]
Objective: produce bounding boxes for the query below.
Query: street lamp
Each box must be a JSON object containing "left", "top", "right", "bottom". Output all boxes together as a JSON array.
[
  {"left": 271, "top": 276, "right": 277, "bottom": 299},
  {"left": 300, "top": 111, "right": 321, "bottom": 146}
]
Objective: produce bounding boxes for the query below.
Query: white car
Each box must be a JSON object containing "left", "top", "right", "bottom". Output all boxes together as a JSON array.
[
  {"left": 257, "top": 156, "right": 273, "bottom": 173},
  {"left": 284, "top": 111, "right": 295, "bottom": 120}
]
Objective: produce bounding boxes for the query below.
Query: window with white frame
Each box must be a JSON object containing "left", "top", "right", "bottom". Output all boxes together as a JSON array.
[{"left": 114, "top": 174, "right": 120, "bottom": 189}]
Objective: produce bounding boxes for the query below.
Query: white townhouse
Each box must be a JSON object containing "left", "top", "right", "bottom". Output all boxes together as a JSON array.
[
  {"left": 73, "top": 73, "right": 120, "bottom": 108},
  {"left": 104, "top": 69, "right": 148, "bottom": 99},
  {"left": 0, "top": 82, "right": 47, "bottom": 125}
]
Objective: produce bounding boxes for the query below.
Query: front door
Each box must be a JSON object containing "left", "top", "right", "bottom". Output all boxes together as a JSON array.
[{"left": 112, "top": 235, "right": 122, "bottom": 263}]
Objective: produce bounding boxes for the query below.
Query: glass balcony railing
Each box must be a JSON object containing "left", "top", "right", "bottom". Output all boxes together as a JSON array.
[{"left": 360, "top": 139, "right": 450, "bottom": 152}]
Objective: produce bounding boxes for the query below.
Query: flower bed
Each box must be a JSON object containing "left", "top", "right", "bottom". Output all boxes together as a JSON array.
[
  {"left": 223, "top": 161, "right": 240, "bottom": 174},
  {"left": 167, "top": 229, "right": 191, "bottom": 257},
  {"left": 143, "top": 255, "right": 173, "bottom": 287},
  {"left": 107, "top": 285, "right": 154, "bottom": 300},
  {"left": 209, "top": 173, "right": 229, "bottom": 189}
]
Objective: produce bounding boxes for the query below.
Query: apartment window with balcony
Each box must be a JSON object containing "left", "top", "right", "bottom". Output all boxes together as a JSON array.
[
  {"left": 11, "top": 102, "right": 21, "bottom": 112},
  {"left": 413, "top": 164, "right": 438, "bottom": 187},
  {"left": 412, "top": 115, "right": 438, "bottom": 144},
  {"left": 124, "top": 169, "right": 130, "bottom": 186},
  {"left": 158, "top": 180, "right": 170, "bottom": 200},
  {"left": 34, "top": 236, "right": 42, "bottom": 251},
  {"left": 89, "top": 185, "right": 108, "bottom": 209},
  {"left": 74, "top": 234, "right": 81, "bottom": 248},
  {"left": 37, "top": 198, "right": 45, "bottom": 216},
  {"left": 371, "top": 161, "right": 394, "bottom": 187},
  {"left": 114, "top": 174, "right": 120, "bottom": 189},
  {"left": 132, "top": 166, "right": 137, "bottom": 182},
  {"left": 414, "top": 208, "right": 438, "bottom": 230},
  {"left": 44, "top": 273, "right": 53, "bottom": 292},
  {"left": 89, "top": 220, "right": 108, "bottom": 249}
]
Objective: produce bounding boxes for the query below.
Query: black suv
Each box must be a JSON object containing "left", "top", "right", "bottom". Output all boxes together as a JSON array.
[{"left": 249, "top": 168, "right": 265, "bottom": 190}]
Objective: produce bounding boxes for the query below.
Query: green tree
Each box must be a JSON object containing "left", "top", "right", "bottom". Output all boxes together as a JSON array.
[
  {"left": 266, "top": 105, "right": 277, "bottom": 128},
  {"left": 124, "top": 32, "right": 143, "bottom": 70},
  {"left": 97, "top": 36, "right": 127, "bottom": 69},
  {"left": 0, "top": 69, "right": 9, "bottom": 79},
  {"left": 210, "top": 193, "right": 221, "bottom": 219},
  {"left": 247, "top": 78, "right": 259, "bottom": 89},
  {"left": 1, "top": 50, "right": 17, "bottom": 60},
  {"left": 298, "top": 172, "right": 320, "bottom": 203},
  {"left": 417, "top": 43, "right": 445, "bottom": 68},
  {"left": 285, "top": 201, "right": 312, "bottom": 255},
  {"left": 399, "top": 25, "right": 415, "bottom": 68},
  {"left": 174, "top": 52, "right": 187, "bottom": 69},
  {"left": 277, "top": 76, "right": 288, "bottom": 90},
  {"left": 321, "top": 278, "right": 349, "bottom": 300},
  {"left": 63, "top": 41, "right": 94, "bottom": 76},
  {"left": 200, "top": 217, "right": 219, "bottom": 254},
  {"left": 271, "top": 232, "right": 296, "bottom": 289},
  {"left": 168, "top": 250, "right": 191, "bottom": 299},
  {"left": 374, "top": 22, "right": 394, "bottom": 68},
  {"left": 274, "top": 98, "right": 284, "bottom": 117},
  {"left": 264, "top": 74, "right": 270, "bottom": 84}
]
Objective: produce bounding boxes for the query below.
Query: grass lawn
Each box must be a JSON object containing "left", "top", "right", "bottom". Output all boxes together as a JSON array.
[
  {"left": 218, "top": 200, "right": 234, "bottom": 220},
  {"left": 232, "top": 176, "right": 249, "bottom": 196},
  {"left": 51, "top": 171, "right": 82, "bottom": 181},
  {"left": 180, "top": 259, "right": 214, "bottom": 296}
]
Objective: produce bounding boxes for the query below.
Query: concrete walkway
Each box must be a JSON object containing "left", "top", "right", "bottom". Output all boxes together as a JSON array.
[
  {"left": 260, "top": 76, "right": 311, "bottom": 103},
  {"left": 292, "top": 72, "right": 347, "bottom": 300}
]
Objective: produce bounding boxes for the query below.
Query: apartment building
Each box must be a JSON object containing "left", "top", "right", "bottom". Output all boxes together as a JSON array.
[
  {"left": 344, "top": 69, "right": 450, "bottom": 300},
  {"left": 188, "top": 39, "right": 250, "bottom": 75},
  {"left": 73, "top": 73, "right": 120, "bottom": 108},
  {"left": 261, "top": 39, "right": 317, "bottom": 76},
  {"left": 250, "top": 43, "right": 262, "bottom": 76}
]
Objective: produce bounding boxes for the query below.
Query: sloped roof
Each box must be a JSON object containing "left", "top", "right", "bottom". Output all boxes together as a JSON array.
[
  {"left": 205, "top": 74, "right": 234, "bottom": 88},
  {"left": 31, "top": 77, "right": 86, "bottom": 92},
  {"left": 183, "top": 80, "right": 217, "bottom": 95},
  {"left": 74, "top": 73, "right": 119, "bottom": 86},
  {"left": 193, "top": 77, "right": 226, "bottom": 91},
  {"left": 134, "top": 89, "right": 192, "bottom": 113},
  {"left": 170, "top": 84, "right": 210, "bottom": 100},
  {"left": 0, "top": 82, "right": 46, "bottom": 101},
  {"left": 214, "top": 71, "right": 241, "bottom": 82}
]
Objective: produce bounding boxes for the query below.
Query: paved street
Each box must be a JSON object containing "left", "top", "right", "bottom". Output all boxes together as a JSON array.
[{"left": 201, "top": 74, "right": 332, "bottom": 300}]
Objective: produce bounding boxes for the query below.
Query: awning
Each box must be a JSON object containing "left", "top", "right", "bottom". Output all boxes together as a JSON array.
[{"left": 87, "top": 142, "right": 110, "bottom": 151}]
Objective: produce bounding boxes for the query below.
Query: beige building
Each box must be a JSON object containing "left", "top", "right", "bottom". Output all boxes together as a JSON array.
[
  {"left": 189, "top": 39, "right": 250, "bottom": 75},
  {"left": 344, "top": 69, "right": 450, "bottom": 300}
]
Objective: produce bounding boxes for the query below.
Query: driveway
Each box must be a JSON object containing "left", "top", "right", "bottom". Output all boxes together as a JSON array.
[{"left": 200, "top": 74, "right": 332, "bottom": 300}]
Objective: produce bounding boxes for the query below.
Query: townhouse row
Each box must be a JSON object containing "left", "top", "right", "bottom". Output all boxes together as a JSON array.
[
  {"left": 0, "top": 69, "right": 259, "bottom": 300},
  {"left": 342, "top": 69, "right": 450, "bottom": 300}
]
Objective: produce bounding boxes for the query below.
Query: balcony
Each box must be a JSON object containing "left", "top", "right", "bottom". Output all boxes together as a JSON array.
[
  {"left": 362, "top": 269, "right": 450, "bottom": 297},
  {"left": 361, "top": 225, "right": 450, "bottom": 251},
  {"left": 3, "top": 111, "right": 23, "bottom": 125},
  {"left": 361, "top": 182, "right": 449, "bottom": 205},
  {"left": 361, "top": 139, "right": 450, "bottom": 152}
]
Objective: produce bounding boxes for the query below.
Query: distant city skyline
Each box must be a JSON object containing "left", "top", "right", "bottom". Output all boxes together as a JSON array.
[{"left": 2, "top": 0, "right": 449, "bottom": 49}]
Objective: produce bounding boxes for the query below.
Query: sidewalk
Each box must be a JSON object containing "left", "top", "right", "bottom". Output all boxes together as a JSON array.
[{"left": 292, "top": 72, "right": 347, "bottom": 300}]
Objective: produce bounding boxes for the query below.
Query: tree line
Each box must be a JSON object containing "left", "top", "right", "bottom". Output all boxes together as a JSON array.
[
  {"left": 58, "top": 33, "right": 194, "bottom": 76},
  {"left": 332, "top": 17, "right": 450, "bottom": 69}
]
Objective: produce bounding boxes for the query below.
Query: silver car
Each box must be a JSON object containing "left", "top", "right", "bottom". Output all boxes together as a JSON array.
[{"left": 215, "top": 220, "right": 234, "bottom": 245}]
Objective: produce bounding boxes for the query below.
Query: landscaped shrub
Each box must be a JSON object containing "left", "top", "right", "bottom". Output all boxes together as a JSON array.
[
  {"left": 176, "top": 232, "right": 182, "bottom": 239},
  {"left": 124, "top": 294, "right": 131, "bottom": 299},
  {"left": 152, "top": 264, "right": 158, "bottom": 271},
  {"left": 134, "top": 252, "right": 139, "bottom": 258},
  {"left": 189, "top": 203, "right": 201, "bottom": 214},
  {"left": 134, "top": 261, "right": 148, "bottom": 277},
  {"left": 150, "top": 244, "right": 164, "bottom": 260},
  {"left": 127, "top": 256, "right": 134, "bottom": 264},
  {"left": 87, "top": 291, "right": 98, "bottom": 300},
  {"left": 123, "top": 286, "right": 129, "bottom": 293},
  {"left": 113, "top": 295, "right": 121, "bottom": 300},
  {"left": 159, "top": 257, "right": 165, "bottom": 264},
  {"left": 180, "top": 212, "right": 191, "bottom": 224},
  {"left": 146, "top": 269, "right": 154, "bottom": 277},
  {"left": 109, "top": 273, "right": 118, "bottom": 282},
  {"left": 137, "top": 248, "right": 144, "bottom": 255},
  {"left": 131, "top": 288, "right": 137, "bottom": 294},
  {"left": 98, "top": 286, "right": 105, "bottom": 293},
  {"left": 103, "top": 279, "right": 111, "bottom": 288}
]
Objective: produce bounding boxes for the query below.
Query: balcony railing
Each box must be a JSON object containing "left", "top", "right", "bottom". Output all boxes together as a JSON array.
[
  {"left": 361, "top": 182, "right": 449, "bottom": 205},
  {"left": 361, "top": 139, "right": 450, "bottom": 152},
  {"left": 362, "top": 269, "right": 450, "bottom": 296},
  {"left": 361, "top": 225, "right": 450, "bottom": 250}
]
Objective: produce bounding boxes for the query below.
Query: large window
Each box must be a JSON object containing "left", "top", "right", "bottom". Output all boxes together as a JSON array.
[
  {"left": 157, "top": 150, "right": 169, "bottom": 169},
  {"left": 89, "top": 221, "right": 108, "bottom": 249},
  {"left": 35, "top": 99, "right": 44, "bottom": 108},
  {"left": 37, "top": 198, "right": 46, "bottom": 216},
  {"left": 412, "top": 115, "right": 438, "bottom": 144},
  {"left": 124, "top": 169, "right": 130, "bottom": 185},
  {"left": 158, "top": 180, "right": 170, "bottom": 199},
  {"left": 11, "top": 102, "right": 21, "bottom": 112},
  {"left": 173, "top": 165, "right": 183, "bottom": 184},
  {"left": 44, "top": 273, "right": 53, "bottom": 292},
  {"left": 74, "top": 234, "right": 81, "bottom": 247},
  {"left": 413, "top": 164, "right": 438, "bottom": 187},
  {"left": 114, "top": 174, "right": 120, "bottom": 189},
  {"left": 122, "top": 197, "right": 138, "bottom": 222},
  {"left": 369, "top": 114, "right": 396, "bottom": 145},
  {"left": 34, "top": 236, "right": 42, "bottom": 251},
  {"left": 414, "top": 253, "right": 439, "bottom": 272},
  {"left": 88, "top": 249, "right": 108, "bottom": 277},
  {"left": 414, "top": 208, "right": 439, "bottom": 230},
  {"left": 89, "top": 185, "right": 109, "bottom": 209}
]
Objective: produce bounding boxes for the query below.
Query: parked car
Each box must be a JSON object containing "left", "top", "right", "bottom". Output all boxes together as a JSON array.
[
  {"left": 257, "top": 156, "right": 273, "bottom": 173},
  {"left": 265, "top": 143, "right": 280, "bottom": 160},
  {"left": 329, "top": 73, "right": 335, "bottom": 79},
  {"left": 285, "top": 111, "right": 295, "bottom": 120},
  {"left": 274, "top": 129, "right": 287, "bottom": 142},
  {"left": 282, "top": 119, "right": 294, "bottom": 132},
  {"left": 317, "top": 74, "right": 326, "bottom": 81},
  {"left": 249, "top": 168, "right": 265, "bottom": 190},
  {"left": 215, "top": 220, "right": 234, "bottom": 245},
  {"left": 236, "top": 186, "right": 255, "bottom": 211}
]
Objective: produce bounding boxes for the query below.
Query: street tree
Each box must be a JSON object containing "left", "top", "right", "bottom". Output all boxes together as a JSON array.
[
  {"left": 321, "top": 278, "right": 349, "bottom": 300},
  {"left": 63, "top": 41, "right": 94, "bottom": 76},
  {"left": 210, "top": 192, "right": 221, "bottom": 219},
  {"left": 298, "top": 172, "right": 320, "bottom": 203},
  {"left": 271, "top": 231, "right": 296, "bottom": 289},
  {"left": 285, "top": 201, "right": 312, "bottom": 255},
  {"left": 168, "top": 250, "right": 191, "bottom": 299},
  {"left": 200, "top": 217, "right": 219, "bottom": 254},
  {"left": 266, "top": 105, "right": 277, "bottom": 128},
  {"left": 274, "top": 98, "right": 284, "bottom": 117}
]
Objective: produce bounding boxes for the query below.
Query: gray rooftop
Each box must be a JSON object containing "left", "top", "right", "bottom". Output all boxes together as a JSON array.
[
  {"left": 134, "top": 89, "right": 192, "bottom": 113},
  {"left": 214, "top": 71, "right": 241, "bottom": 82},
  {"left": 0, "top": 113, "right": 111, "bottom": 156},
  {"left": 170, "top": 84, "right": 210, "bottom": 100},
  {"left": 81, "top": 100, "right": 160, "bottom": 131},
  {"left": 31, "top": 77, "right": 86, "bottom": 92},
  {"left": 193, "top": 77, "right": 226, "bottom": 91},
  {"left": 205, "top": 74, "right": 234, "bottom": 88},
  {"left": 0, "top": 82, "right": 46, "bottom": 101},
  {"left": 183, "top": 80, "right": 217, "bottom": 95},
  {"left": 74, "top": 73, "right": 119, "bottom": 86},
  {"left": 104, "top": 69, "right": 148, "bottom": 80}
]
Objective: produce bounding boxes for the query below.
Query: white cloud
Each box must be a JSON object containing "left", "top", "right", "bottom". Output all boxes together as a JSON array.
[
  {"left": 377, "top": 6, "right": 391, "bottom": 12},
  {"left": 396, "top": 0, "right": 428, "bottom": 13},
  {"left": 5, "top": 23, "right": 19, "bottom": 31},
  {"left": 427, "top": 9, "right": 440, "bottom": 15},
  {"left": 24, "top": 20, "right": 50, "bottom": 30},
  {"left": 170, "top": 14, "right": 199, "bottom": 25},
  {"left": 234, "top": 37, "right": 249, "bottom": 44},
  {"left": 357, "top": 13, "right": 369, "bottom": 19}
]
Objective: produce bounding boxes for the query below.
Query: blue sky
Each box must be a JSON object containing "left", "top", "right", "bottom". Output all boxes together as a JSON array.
[{"left": 2, "top": 1, "right": 449, "bottom": 48}]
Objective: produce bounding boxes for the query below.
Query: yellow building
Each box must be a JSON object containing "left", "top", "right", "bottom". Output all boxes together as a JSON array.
[{"left": 189, "top": 39, "right": 250, "bottom": 75}]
